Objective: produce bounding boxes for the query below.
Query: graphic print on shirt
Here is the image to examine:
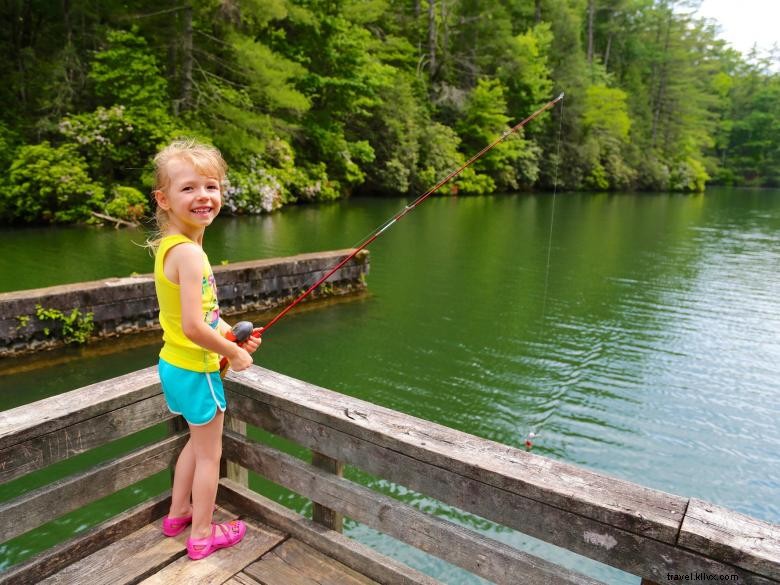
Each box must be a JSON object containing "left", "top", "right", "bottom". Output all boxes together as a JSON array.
[{"left": 203, "top": 269, "right": 220, "bottom": 329}]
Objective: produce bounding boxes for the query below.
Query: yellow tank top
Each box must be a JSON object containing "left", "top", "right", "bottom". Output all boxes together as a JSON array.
[{"left": 154, "top": 234, "right": 221, "bottom": 372}]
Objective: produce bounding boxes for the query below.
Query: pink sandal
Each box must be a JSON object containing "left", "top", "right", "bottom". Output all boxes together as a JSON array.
[
  {"left": 162, "top": 513, "right": 192, "bottom": 537},
  {"left": 186, "top": 520, "right": 247, "bottom": 560}
]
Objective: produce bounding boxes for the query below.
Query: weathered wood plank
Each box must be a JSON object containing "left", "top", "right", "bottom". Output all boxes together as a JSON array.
[
  {"left": 223, "top": 431, "right": 606, "bottom": 585},
  {"left": 224, "top": 380, "right": 780, "bottom": 585},
  {"left": 225, "top": 367, "right": 685, "bottom": 543},
  {"left": 0, "top": 493, "right": 170, "bottom": 585},
  {"left": 37, "top": 506, "right": 240, "bottom": 585},
  {"left": 245, "top": 539, "right": 379, "bottom": 585},
  {"left": 38, "top": 523, "right": 184, "bottom": 585},
  {"left": 678, "top": 499, "right": 780, "bottom": 581},
  {"left": 138, "top": 517, "right": 286, "bottom": 585},
  {"left": 218, "top": 479, "right": 444, "bottom": 585},
  {"left": 221, "top": 414, "right": 248, "bottom": 487},
  {"left": 224, "top": 574, "right": 264, "bottom": 585},
  {"left": 0, "top": 433, "right": 187, "bottom": 543},
  {"left": 0, "top": 394, "right": 173, "bottom": 483},
  {"left": 311, "top": 451, "right": 344, "bottom": 533},
  {"left": 0, "top": 367, "right": 161, "bottom": 451}
]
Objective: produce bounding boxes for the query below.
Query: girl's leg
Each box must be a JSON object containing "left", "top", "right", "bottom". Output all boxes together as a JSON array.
[
  {"left": 169, "top": 438, "right": 195, "bottom": 517},
  {"left": 188, "top": 410, "right": 225, "bottom": 539}
]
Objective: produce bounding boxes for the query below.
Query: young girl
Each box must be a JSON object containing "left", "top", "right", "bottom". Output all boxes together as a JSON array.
[{"left": 151, "top": 139, "right": 260, "bottom": 560}]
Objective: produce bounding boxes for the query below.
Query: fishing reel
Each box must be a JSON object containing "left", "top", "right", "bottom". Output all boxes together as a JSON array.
[{"left": 219, "top": 321, "right": 262, "bottom": 377}]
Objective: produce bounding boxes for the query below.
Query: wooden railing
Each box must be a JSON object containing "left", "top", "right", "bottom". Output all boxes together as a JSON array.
[{"left": 1, "top": 366, "right": 778, "bottom": 585}]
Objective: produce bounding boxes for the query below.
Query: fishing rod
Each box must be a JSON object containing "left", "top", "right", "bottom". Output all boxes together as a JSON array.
[{"left": 219, "top": 92, "right": 565, "bottom": 374}]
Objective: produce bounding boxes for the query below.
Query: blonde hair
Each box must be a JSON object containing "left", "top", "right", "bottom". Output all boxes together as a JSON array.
[{"left": 147, "top": 138, "right": 228, "bottom": 251}]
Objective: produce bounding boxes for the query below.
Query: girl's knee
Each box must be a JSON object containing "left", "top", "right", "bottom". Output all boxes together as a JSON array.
[
  {"left": 189, "top": 417, "right": 224, "bottom": 462},
  {"left": 192, "top": 439, "right": 222, "bottom": 463}
]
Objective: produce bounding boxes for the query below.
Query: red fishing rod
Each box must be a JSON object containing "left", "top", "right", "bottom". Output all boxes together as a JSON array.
[{"left": 220, "top": 92, "right": 565, "bottom": 374}]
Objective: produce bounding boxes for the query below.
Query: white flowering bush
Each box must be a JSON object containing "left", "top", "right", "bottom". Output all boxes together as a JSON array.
[
  {"left": 58, "top": 106, "right": 133, "bottom": 162},
  {"left": 225, "top": 161, "right": 285, "bottom": 214},
  {"left": 223, "top": 138, "right": 340, "bottom": 214},
  {"left": 59, "top": 105, "right": 171, "bottom": 182}
]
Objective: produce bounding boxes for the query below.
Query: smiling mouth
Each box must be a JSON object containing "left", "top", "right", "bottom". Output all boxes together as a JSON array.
[{"left": 191, "top": 207, "right": 213, "bottom": 215}]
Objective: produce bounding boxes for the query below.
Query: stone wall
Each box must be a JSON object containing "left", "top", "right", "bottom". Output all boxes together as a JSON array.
[{"left": 0, "top": 249, "right": 369, "bottom": 357}]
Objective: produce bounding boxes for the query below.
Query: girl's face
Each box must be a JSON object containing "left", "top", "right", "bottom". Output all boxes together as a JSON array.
[{"left": 155, "top": 157, "right": 222, "bottom": 234}]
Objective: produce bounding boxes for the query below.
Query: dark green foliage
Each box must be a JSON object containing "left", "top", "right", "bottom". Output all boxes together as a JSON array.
[
  {"left": 0, "top": 0, "right": 776, "bottom": 224},
  {"left": 88, "top": 29, "right": 169, "bottom": 113},
  {"left": 3, "top": 142, "right": 104, "bottom": 223},
  {"left": 105, "top": 186, "right": 149, "bottom": 222}
]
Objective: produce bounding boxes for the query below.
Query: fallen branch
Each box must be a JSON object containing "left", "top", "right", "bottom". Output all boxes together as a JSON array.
[{"left": 91, "top": 211, "right": 140, "bottom": 229}]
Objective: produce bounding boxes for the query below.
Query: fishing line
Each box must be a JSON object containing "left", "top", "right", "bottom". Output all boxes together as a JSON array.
[
  {"left": 258, "top": 93, "right": 566, "bottom": 335},
  {"left": 525, "top": 97, "right": 568, "bottom": 450},
  {"left": 540, "top": 95, "right": 565, "bottom": 330}
]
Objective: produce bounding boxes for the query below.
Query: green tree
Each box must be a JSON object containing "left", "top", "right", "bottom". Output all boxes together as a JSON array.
[
  {"left": 61, "top": 29, "right": 178, "bottom": 188},
  {"left": 0, "top": 0, "right": 778, "bottom": 225},
  {"left": 718, "top": 58, "right": 780, "bottom": 186},
  {"left": 88, "top": 29, "right": 169, "bottom": 113},
  {"left": 456, "top": 78, "right": 540, "bottom": 192},
  {"left": 581, "top": 84, "right": 635, "bottom": 189}
]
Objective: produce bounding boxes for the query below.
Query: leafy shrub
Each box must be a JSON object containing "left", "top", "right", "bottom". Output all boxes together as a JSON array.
[
  {"left": 584, "top": 161, "right": 610, "bottom": 191},
  {"left": 670, "top": 157, "right": 709, "bottom": 192},
  {"left": 60, "top": 105, "right": 174, "bottom": 184},
  {"left": 636, "top": 154, "right": 671, "bottom": 191},
  {"left": 3, "top": 142, "right": 104, "bottom": 223},
  {"left": 0, "top": 121, "right": 16, "bottom": 173},
  {"left": 415, "top": 122, "right": 464, "bottom": 196},
  {"left": 105, "top": 185, "right": 148, "bottom": 221},
  {"left": 35, "top": 304, "right": 94, "bottom": 344},
  {"left": 293, "top": 163, "right": 341, "bottom": 202}
]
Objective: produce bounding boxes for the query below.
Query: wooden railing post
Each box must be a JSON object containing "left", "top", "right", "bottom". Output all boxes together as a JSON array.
[
  {"left": 220, "top": 413, "right": 249, "bottom": 487},
  {"left": 311, "top": 451, "right": 344, "bottom": 532}
]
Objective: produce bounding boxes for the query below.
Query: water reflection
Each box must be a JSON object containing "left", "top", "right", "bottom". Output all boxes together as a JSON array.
[{"left": 1, "top": 189, "right": 778, "bottom": 583}]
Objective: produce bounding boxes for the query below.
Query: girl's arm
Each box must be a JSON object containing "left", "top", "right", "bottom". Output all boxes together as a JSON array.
[
  {"left": 169, "top": 244, "right": 253, "bottom": 370},
  {"left": 217, "top": 318, "right": 232, "bottom": 336}
]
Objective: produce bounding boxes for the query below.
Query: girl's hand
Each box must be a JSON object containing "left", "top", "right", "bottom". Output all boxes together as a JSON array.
[
  {"left": 243, "top": 328, "right": 263, "bottom": 354},
  {"left": 228, "top": 345, "right": 253, "bottom": 371}
]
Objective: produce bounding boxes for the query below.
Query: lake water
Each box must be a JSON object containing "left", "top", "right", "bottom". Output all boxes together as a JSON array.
[{"left": 1, "top": 189, "right": 779, "bottom": 583}]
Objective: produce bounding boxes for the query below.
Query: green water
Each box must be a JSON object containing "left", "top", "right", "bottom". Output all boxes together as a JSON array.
[{"left": 1, "top": 189, "right": 779, "bottom": 583}]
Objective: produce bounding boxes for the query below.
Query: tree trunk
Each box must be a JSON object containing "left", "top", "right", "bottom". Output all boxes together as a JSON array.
[
  {"left": 604, "top": 32, "right": 613, "bottom": 69},
  {"left": 181, "top": 4, "right": 193, "bottom": 111},
  {"left": 428, "top": 0, "right": 436, "bottom": 79},
  {"left": 169, "top": 9, "right": 179, "bottom": 114},
  {"left": 440, "top": 0, "right": 448, "bottom": 78},
  {"left": 651, "top": 13, "right": 672, "bottom": 148},
  {"left": 535, "top": 0, "right": 542, "bottom": 23},
  {"left": 587, "top": 0, "right": 595, "bottom": 65},
  {"left": 63, "top": 0, "right": 71, "bottom": 44}
]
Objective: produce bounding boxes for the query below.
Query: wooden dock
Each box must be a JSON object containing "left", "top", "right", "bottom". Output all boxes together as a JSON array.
[{"left": 1, "top": 365, "right": 778, "bottom": 584}]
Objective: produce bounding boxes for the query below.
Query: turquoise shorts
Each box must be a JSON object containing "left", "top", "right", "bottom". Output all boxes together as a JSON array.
[{"left": 158, "top": 358, "right": 226, "bottom": 425}]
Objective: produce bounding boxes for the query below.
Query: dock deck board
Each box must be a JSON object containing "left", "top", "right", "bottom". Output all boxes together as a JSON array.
[
  {"left": 244, "top": 539, "right": 380, "bottom": 585},
  {"left": 34, "top": 502, "right": 429, "bottom": 585}
]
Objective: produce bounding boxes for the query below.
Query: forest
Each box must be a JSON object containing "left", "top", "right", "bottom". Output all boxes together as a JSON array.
[{"left": 0, "top": 0, "right": 778, "bottom": 224}]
